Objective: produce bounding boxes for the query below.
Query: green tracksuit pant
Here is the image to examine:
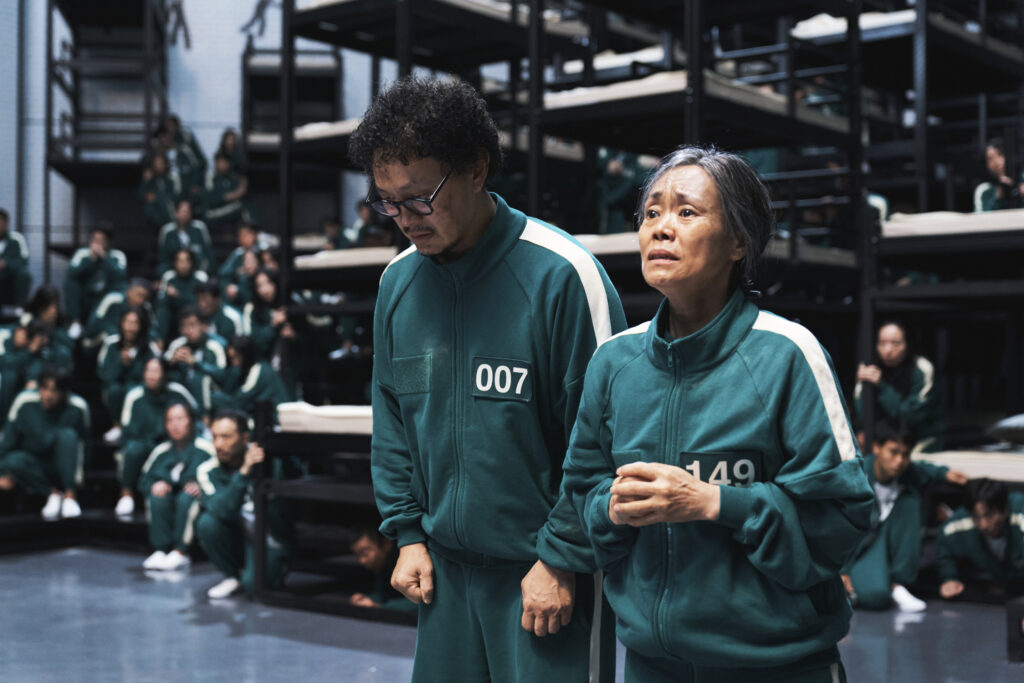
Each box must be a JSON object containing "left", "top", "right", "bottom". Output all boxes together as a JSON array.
[
  {"left": 411, "top": 550, "right": 600, "bottom": 683},
  {"left": 147, "top": 489, "right": 201, "bottom": 553},
  {"left": 625, "top": 646, "right": 846, "bottom": 683},
  {"left": 0, "top": 268, "right": 31, "bottom": 307},
  {"left": 0, "top": 427, "right": 80, "bottom": 494},
  {"left": 120, "top": 441, "right": 153, "bottom": 492},
  {"left": 194, "top": 512, "right": 288, "bottom": 595},
  {"left": 847, "top": 493, "right": 922, "bottom": 610},
  {"left": 102, "top": 384, "right": 129, "bottom": 425}
]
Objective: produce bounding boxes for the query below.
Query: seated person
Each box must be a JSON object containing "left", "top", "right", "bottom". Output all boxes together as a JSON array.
[
  {"left": 156, "top": 116, "right": 205, "bottom": 207},
  {"left": 203, "top": 151, "right": 250, "bottom": 229},
  {"left": 938, "top": 478, "right": 1024, "bottom": 599},
  {"left": 0, "top": 319, "right": 50, "bottom": 428},
  {"left": 348, "top": 526, "right": 416, "bottom": 612},
  {"left": 195, "top": 410, "right": 292, "bottom": 599},
  {"left": 855, "top": 321, "right": 945, "bottom": 452},
  {"left": 83, "top": 278, "right": 153, "bottom": 351},
  {"left": 975, "top": 138, "right": 1024, "bottom": 212},
  {"left": 139, "top": 151, "right": 179, "bottom": 230},
  {"left": 97, "top": 307, "right": 162, "bottom": 444},
  {"left": 115, "top": 357, "right": 198, "bottom": 517},
  {"left": 216, "top": 128, "right": 244, "bottom": 174},
  {"left": 196, "top": 279, "right": 243, "bottom": 344},
  {"left": 158, "top": 200, "right": 214, "bottom": 274},
  {"left": 0, "top": 207, "right": 31, "bottom": 308},
  {"left": 156, "top": 249, "right": 209, "bottom": 343},
  {"left": 64, "top": 227, "right": 127, "bottom": 340},
  {"left": 165, "top": 307, "right": 229, "bottom": 416},
  {"left": 139, "top": 401, "right": 216, "bottom": 572},
  {"left": 242, "top": 268, "right": 295, "bottom": 361},
  {"left": 323, "top": 214, "right": 346, "bottom": 249},
  {"left": 210, "top": 335, "right": 291, "bottom": 418},
  {"left": 20, "top": 285, "right": 75, "bottom": 361},
  {"left": 217, "top": 223, "right": 262, "bottom": 307},
  {"left": 841, "top": 421, "right": 968, "bottom": 612},
  {"left": 0, "top": 367, "right": 89, "bottom": 520}
]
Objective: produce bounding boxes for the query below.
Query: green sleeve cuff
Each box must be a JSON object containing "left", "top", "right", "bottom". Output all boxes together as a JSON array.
[
  {"left": 395, "top": 525, "right": 428, "bottom": 549},
  {"left": 717, "top": 485, "right": 756, "bottom": 531}
]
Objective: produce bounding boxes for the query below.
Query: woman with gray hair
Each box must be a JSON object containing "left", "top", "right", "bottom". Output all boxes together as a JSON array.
[{"left": 563, "top": 146, "right": 874, "bottom": 681}]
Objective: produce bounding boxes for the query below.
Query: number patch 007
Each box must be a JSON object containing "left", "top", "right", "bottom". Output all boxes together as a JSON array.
[
  {"left": 680, "top": 452, "right": 763, "bottom": 488},
  {"left": 471, "top": 358, "right": 532, "bottom": 402}
]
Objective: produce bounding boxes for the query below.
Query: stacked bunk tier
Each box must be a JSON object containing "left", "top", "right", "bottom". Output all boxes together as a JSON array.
[{"left": 793, "top": 2, "right": 1024, "bottom": 210}]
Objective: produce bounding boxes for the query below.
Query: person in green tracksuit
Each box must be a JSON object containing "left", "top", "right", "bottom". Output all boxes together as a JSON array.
[
  {"left": 83, "top": 278, "right": 153, "bottom": 351},
  {"left": 0, "top": 208, "right": 32, "bottom": 308},
  {"left": 157, "top": 200, "right": 215, "bottom": 274},
  {"left": 0, "top": 320, "right": 50, "bottom": 428},
  {"left": 974, "top": 138, "right": 1024, "bottom": 212},
  {"left": 217, "top": 224, "right": 262, "bottom": 308},
  {"left": 195, "top": 410, "right": 293, "bottom": 599},
  {"left": 139, "top": 152, "right": 180, "bottom": 230},
  {"left": 937, "top": 478, "right": 1024, "bottom": 599},
  {"left": 156, "top": 249, "right": 209, "bottom": 343},
  {"left": 562, "top": 146, "right": 874, "bottom": 682},
  {"left": 840, "top": 421, "right": 968, "bottom": 612},
  {"left": 241, "top": 268, "right": 293, "bottom": 361},
  {"left": 0, "top": 367, "right": 90, "bottom": 520},
  {"left": 203, "top": 152, "right": 250, "bottom": 229},
  {"left": 855, "top": 321, "right": 945, "bottom": 453},
  {"left": 18, "top": 285, "right": 75, "bottom": 373},
  {"left": 210, "top": 336, "right": 290, "bottom": 418},
  {"left": 63, "top": 228, "right": 128, "bottom": 334},
  {"left": 348, "top": 527, "right": 417, "bottom": 613},
  {"left": 164, "top": 306, "right": 228, "bottom": 416},
  {"left": 158, "top": 116, "right": 206, "bottom": 208},
  {"left": 97, "top": 307, "right": 162, "bottom": 431},
  {"left": 352, "top": 77, "right": 627, "bottom": 683},
  {"left": 195, "top": 279, "right": 243, "bottom": 345},
  {"left": 139, "top": 401, "right": 216, "bottom": 572},
  {"left": 115, "top": 357, "right": 198, "bottom": 517}
]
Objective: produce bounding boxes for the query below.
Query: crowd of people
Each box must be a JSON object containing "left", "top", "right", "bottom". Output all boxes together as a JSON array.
[{"left": 1, "top": 81, "right": 1023, "bottom": 675}]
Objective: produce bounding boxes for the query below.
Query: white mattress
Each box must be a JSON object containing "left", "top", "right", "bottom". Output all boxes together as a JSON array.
[
  {"left": 571, "top": 232, "right": 856, "bottom": 268},
  {"left": 246, "top": 131, "right": 280, "bottom": 149},
  {"left": 793, "top": 11, "right": 1023, "bottom": 63},
  {"left": 294, "top": 118, "right": 362, "bottom": 142},
  {"left": 560, "top": 45, "right": 684, "bottom": 76},
  {"left": 247, "top": 53, "right": 339, "bottom": 72},
  {"left": 497, "top": 129, "right": 584, "bottom": 162},
  {"left": 544, "top": 70, "right": 848, "bottom": 135},
  {"left": 295, "top": 246, "right": 399, "bottom": 271},
  {"left": 277, "top": 402, "right": 373, "bottom": 434},
  {"left": 293, "top": 233, "right": 331, "bottom": 251},
  {"left": 913, "top": 450, "right": 1024, "bottom": 484},
  {"left": 883, "top": 208, "right": 1024, "bottom": 238}
]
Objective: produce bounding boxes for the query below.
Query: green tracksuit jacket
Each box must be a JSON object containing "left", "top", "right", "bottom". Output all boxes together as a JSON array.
[
  {"left": 207, "top": 304, "right": 243, "bottom": 343},
  {"left": 0, "top": 389, "right": 91, "bottom": 492},
  {"left": 164, "top": 334, "right": 227, "bottom": 414},
  {"left": 84, "top": 292, "right": 156, "bottom": 349},
  {"left": 139, "top": 173, "right": 179, "bottom": 229},
  {"left": 195, "top": 456, "right": 292, "bottom": 546},
  {"left": 371, "top": 193, "right": 627, "bottom": 570},
  {"left": 217, "top": 247, "right": 257, "bottom": 307},
  {"left": 241, "top": 301, "right": 280, "bottom": 360},
  {"left": 121, "top": 383, "right": 200, "bottom": 453},
  {"left": 138, "top": 436, "right": 216, "bottom": 493},
  {"left": 936, "top": 492, "right": 1024, "bottom": 584},
  {"left": 64, "top": 248, "right": 128, "bottom": 323},
  {"left": 157, "top": 220, "right": 215, "bottom": 274},
  {"left": 156, "top": 270, "right": 209, "bottom": 342},
  {"left": 854, "top": 354, "right": 945, "bottom": 452},
  {"left": 0, "top": 230, "right": 31, "bottom": 306},
  {"left": 211, "top": 361, "right": 290, "bottom": 417},
  {"left": 562, "top": 291, "right": 874, "bottom": 667},
  {"left": 203, "top": 171, "right": 248, "bottom": 226}
]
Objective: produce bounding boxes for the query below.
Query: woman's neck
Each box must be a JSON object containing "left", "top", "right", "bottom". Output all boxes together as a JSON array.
[{"left": 665, "top": 284, "right": 732, "bottom": 339}]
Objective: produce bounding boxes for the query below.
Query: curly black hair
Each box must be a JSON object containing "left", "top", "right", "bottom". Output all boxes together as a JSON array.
[{"left": 348, "top": 76, "right": 503, "bottom": 179}]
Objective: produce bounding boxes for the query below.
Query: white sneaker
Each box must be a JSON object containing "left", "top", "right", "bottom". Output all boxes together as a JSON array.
[
  {"left": 103, "top": 425, "right": 123, "bottom": 445},
  {"left": 60, "top": 497, "right": 81, "bottom": 518},
  {"left": 207, "top": 577, "right": 241, "bottom": 599},
  {"left": 114, "top": 495, "right": 135, "bottom": 517},
  {"left": 160, "top": 550, "right": 191, "bottom": 570},
  {"left": 143, "top": 550, "right": 167, "bottom": 570},
  {"left": 41, "top": 493, "right": 62, "bottom": 520},
  {"left": 68, "top": 322, "right": 82, "bottom": 340},
  {"left": 891, "top": 585, "right": 927, "bottom": 612}
]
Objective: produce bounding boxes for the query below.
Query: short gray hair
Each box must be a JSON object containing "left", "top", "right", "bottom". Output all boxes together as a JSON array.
[{"left": 637, "top": 145, "right": 774, "bottom": 292}]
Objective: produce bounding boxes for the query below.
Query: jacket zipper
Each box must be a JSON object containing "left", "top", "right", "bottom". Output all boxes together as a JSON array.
[
  {"left": 655, "top": 348, "right": 678, "bottom": 655},
  {"left": 450, "top": 271, "right": 466, "bottom": 547}
]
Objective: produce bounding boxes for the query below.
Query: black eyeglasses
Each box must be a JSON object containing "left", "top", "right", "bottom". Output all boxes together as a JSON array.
[{"left": 366, "top": 172, "right": 451, "bottom": 217}]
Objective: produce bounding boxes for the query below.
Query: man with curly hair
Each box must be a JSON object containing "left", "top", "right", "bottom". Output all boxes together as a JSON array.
[{"left": 352, "top": 76, "right": 625, "bottom": 681}]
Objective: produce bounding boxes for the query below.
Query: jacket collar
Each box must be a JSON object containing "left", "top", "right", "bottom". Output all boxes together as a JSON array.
[
  {"left": 426, "top": 193, "right": 525, "bottom": 282},
  {"left": 644, "top": 288, "right": 758, "bottom": 373}
]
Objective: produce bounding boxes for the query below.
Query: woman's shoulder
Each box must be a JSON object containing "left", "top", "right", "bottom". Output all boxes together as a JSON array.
[{"left": 592, "top": 321, "right": 650, "bottom": 367}]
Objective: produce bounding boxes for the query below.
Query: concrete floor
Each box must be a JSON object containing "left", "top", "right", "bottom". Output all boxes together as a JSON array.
[{"left": 1, "top": 548, "right": 1022, "bottom": 682}]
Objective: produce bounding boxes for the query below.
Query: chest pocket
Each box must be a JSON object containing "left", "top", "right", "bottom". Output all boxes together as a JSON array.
[
  {"left": 679, "top": 451, "right": 764, "bottom": 488},
  {"left": 471, "top": 357, "right": 533, "bottom": 402},
  {"left": 393, "top": 354, "right": 431, "bottom": 394}
]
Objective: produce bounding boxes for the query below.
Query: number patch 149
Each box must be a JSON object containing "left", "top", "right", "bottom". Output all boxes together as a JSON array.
[
  {"left": 681, "top": 452, "right": 762, "bottom": 488},
  {"left": 471, "top": 358, "right": 533, "bottom": 402}
]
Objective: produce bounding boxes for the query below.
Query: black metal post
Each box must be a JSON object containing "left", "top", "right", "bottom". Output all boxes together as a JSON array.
[
  {"left": 43, "top": 0, "right": 53, "bottom": 283},
  {"left": 396, "top": 0, "right": 412, "bottom": 78},
  {"left": 527, "top": 0, "right": 542, "bottom": 218},
  {"left": 15, "top": 0, "right": 25, "bottom": 242},
  {"left": 913, "top": 0, "right": 928, "bottom": 211},
  {"left": 684, "top": 0, "right": 703, "bottom": 144},
  {"left": 280, "top": 0, "right": 295, "bottom": 300}
]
